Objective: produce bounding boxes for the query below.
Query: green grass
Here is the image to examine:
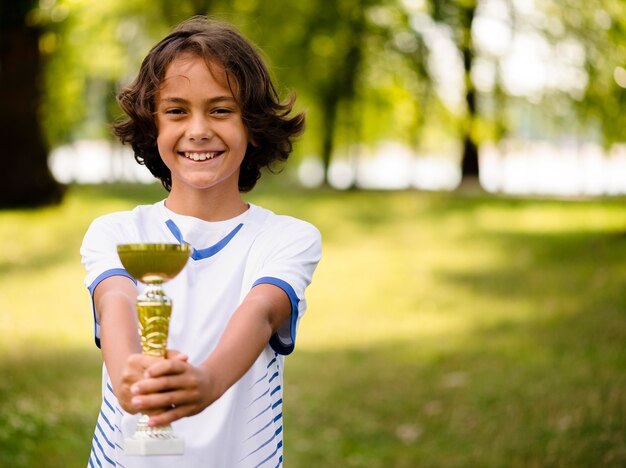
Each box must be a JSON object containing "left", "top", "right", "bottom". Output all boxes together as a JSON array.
[{"left": 1, "top": 183, "right": 625, "bottom": 467}]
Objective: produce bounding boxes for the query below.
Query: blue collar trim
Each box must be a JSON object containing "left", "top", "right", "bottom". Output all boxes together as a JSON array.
[{"left": 165, "top": 219, "right": 244, "bottom": 260}]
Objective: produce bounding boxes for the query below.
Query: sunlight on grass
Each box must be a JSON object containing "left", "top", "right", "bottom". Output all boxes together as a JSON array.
[
  {"left": 0, "top": 185, "right": 165, "bottom": 354},
  {"left": 1, "top": 263, "right": 89, "bottom": 349},
  {"left": 471, "top": 201, "right": 626, "bottom": 234},
  {"left": 296, "top": 193, "right": 626, "bottom": 354},
  {"left": 1, "top": 184, "right": 625, "bottom": 467}
]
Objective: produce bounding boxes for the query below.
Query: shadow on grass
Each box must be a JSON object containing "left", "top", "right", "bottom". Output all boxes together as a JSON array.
[
  {"left": 284, "top": 310, "right": 625, "bottom": 467},
  {"left": 282, "top": 225, "right": 625, "bottom": 466},
  {"left": 437, "top": 229, "right": 626, "bottom": 300},
  {"left": 0, "top": 348, "right": 102, "bottom": 468},
  {"left": 2, "top": 306, "right": 622, "bottom": 468}
]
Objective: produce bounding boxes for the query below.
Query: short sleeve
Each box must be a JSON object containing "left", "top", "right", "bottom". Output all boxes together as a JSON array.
[
  {"left": 250, "top": 219, "right": 322, "bottom": 355},
  {"left": 80, "top": 214, "right": 137, "bottom": 347}
]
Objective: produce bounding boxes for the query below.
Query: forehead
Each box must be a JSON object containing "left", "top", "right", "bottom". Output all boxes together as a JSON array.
[{"left": 159, "top": 53, "right": 236, "bottom": 97}]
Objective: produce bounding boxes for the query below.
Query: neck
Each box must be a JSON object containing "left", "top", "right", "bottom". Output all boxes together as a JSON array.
[{"left": 164, "top": 187, "right": 248, "bottom": 222}]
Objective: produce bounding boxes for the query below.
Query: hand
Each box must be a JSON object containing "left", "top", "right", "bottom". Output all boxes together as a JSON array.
[
  {"left": 115, "top": 353, "right": 163, "bottom": 415},
  {"left": 129, "top": 350, "right": 218, "bottom": 427}
]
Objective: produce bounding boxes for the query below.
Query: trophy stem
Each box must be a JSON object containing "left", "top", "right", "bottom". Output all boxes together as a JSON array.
[
  {"left": 126, "top": 283, "right": 184, "bottom": 455},
  {"left": 137, "top": 283, "right": 171, "bottom": 358}
]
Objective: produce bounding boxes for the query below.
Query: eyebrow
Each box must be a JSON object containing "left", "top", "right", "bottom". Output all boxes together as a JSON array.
[{"left": 158, "top": 96, "right": 237, "bottom": 106}]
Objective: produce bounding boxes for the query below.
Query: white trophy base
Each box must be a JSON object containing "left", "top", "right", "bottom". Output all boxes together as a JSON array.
[
  {"left": 124, "top": 416, "right": 184, "bottom": 456},
  {"left": 124, "top": 436, "right": 184, "bottom": 456}
]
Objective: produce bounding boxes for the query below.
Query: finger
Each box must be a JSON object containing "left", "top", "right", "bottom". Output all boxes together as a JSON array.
[
  {"left": 144, "top": 357, "right": 188, "bottom": 378},
  {"left": 166, "top": 349, "right": 189, "bottom": 361},
  {"left": 140, "top": 407, "right": 168, "bottom": 417},
  {"left": 147, "top": 407, "right": 181, "bottom": 427},
  {"left": 131, "top": 370, "right": 194, "bottom": 398},
  {"left": 131, "top": 388, "right": 195, "bottom": 414},
  {"left": 147, "top": 403, "right": 196, "bottom": 427},
  {"left": 130, "top": 393, "right": 172, "bottom": 413}
]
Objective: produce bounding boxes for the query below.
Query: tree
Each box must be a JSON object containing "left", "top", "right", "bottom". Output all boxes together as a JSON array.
[
  {"left": 0, "top": 1, "right": 64, "bottom": 207},
  {"left": 542, "top": 0, "right": 626, "bottom": 147},
  {"left": 422, "top": 0, "right": 626, "bottom": 186},
  {"left": 240, "top": 0, "right": 375, "bottom": 186},
  {"left": 429, "top": 0, "right": 480, "bottom": 181},
  {"left": 43, "top": 0, "right": 242, "bottom": 147}
]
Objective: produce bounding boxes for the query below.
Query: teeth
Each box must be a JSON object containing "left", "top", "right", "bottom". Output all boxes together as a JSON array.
[{"left": 183, "top": 152, "right": 219, "bottom": 161}]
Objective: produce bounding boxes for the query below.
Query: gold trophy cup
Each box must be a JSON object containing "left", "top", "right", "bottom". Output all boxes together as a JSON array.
[{"left": 117, "top": 243, "right": 192, "bottom": 456}]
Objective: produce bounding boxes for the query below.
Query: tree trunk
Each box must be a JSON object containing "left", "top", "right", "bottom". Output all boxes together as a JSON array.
[
  {"left": 0, "top": 7, "right": 64, "bottom": 208},
  {"left": 461, "top": 132, "right": 479, "bottom": 176},
  {"left": 320, "top": 94, "right": 338, "bottom": 186},
  {"left": 318, "top": 1, "right": 366, "bottom": 187},
  {"left": 461, "top": 82, "right": 479, "bottom": 176},
  {"left": 459, "top": 1, "right": 480, "bottom": 181}
]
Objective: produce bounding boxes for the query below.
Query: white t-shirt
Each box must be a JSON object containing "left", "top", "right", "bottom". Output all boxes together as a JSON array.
[{"left": 81, "top": 200, "right": 321, "bottom": 468}]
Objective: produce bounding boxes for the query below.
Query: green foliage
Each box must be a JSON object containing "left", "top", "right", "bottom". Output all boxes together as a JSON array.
[
  {"left": 554, "top": 0, "right": 626, "bottom": 146},
  {"left": 39, "top": 0, "right": 445, "bottom": 163},
  {"left": 41, "top": 0, "right": 172, "bottom": 144},
  {"left": 1, "top": 184, "right": 624, "bottom": 466},
  {"left": 38, "top": 0, "right": 626, "bottom": 168}
]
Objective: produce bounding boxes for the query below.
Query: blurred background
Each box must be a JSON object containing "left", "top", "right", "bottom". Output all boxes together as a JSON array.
[
  {"left": 3, "top": 0, "right": 626, "bottom": 200},
  {"left": 0, "top": 0, "right": 625, "bottom": 466}
]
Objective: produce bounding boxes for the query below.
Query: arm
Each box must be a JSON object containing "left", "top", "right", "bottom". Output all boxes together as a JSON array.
[
  {"left": 128, "top": 283, "right": 291, "bottom": 427},
  {"left": 94, "top": 275, "right": 159, "bottom": 413}
]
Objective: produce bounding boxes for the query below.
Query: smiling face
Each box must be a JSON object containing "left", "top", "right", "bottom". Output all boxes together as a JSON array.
[{"left": 155, "top": 53, "right": 249, "bottom": 206}]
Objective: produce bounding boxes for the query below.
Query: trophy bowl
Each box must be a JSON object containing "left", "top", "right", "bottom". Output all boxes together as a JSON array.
[{"left": 117, "top": 243, "right": 192, "bottom": 283}]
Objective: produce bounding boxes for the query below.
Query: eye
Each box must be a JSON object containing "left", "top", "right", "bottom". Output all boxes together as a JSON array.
[
  {"left": 165, "top": 108, "right": 186, "bottom": 115},
  {"left": 212, "top": 107, "right": 234, "bottom": 116}
]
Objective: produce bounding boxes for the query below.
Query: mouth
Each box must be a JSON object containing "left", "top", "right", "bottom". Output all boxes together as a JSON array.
[{"left": 179, "top": 151, "right": 224, "bottom": 161}]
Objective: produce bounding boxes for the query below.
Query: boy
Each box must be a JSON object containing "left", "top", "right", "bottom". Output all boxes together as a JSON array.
[{"left": 81, "top": 17, "right": 321, "bottom": 467}]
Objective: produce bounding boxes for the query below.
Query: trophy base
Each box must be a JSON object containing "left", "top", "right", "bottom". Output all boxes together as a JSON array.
[
  {"left": 124, "top": 436, "right": 185, "bottom": 456},
  {"left": 124, "top": 416, "right": 185, "bottom": 456}
]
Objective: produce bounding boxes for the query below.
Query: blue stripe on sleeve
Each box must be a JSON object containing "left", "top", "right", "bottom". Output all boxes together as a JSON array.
[
  {"left": 87, "top": 268, "right": 136, "bottom": 348},
  {"left": 252, "top": 277, "right": 300, "bottom": 355}
]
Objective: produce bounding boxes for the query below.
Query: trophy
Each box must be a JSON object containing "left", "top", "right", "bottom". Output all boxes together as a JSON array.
[{"left": 116, "top": 243, "right": 192, "bottom": 456}]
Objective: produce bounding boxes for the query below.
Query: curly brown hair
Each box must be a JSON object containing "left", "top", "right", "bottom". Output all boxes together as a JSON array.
[{"left": 113, "top": 17, "right": 305, "bottom": 192}]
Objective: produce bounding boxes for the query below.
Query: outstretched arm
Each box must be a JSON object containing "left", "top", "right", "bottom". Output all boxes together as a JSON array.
[
  {"left": 128, "top": 283, "right": 291, "bottom": 427},
  {"left": 94, "top": 275, "right": 166, "bottom": 414}
]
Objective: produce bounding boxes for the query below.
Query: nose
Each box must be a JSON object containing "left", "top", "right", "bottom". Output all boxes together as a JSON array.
[{"left": 187, "top": 115, "right": 213, "bottom": 141}]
